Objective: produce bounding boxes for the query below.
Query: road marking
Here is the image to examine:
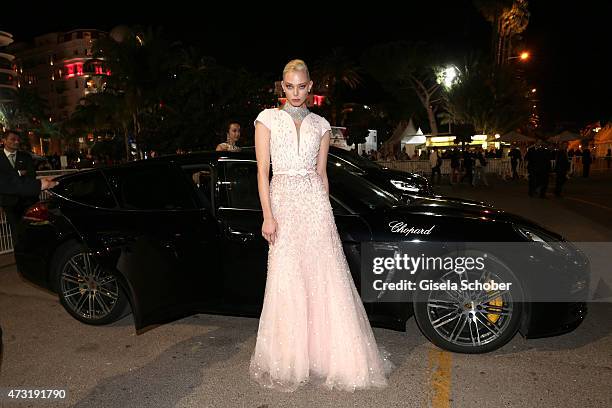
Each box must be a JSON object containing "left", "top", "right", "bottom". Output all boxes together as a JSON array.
[
  {"left": 565, "top": 197, "right": 612, "bottom": 212},
  {"left": 428, "top": 345, "right": 452, "bottom": 408}
]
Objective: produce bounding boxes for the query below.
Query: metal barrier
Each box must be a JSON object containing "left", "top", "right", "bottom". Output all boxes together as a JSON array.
[
  {"left": 376, "top": 158, "right": 520, "bottom": 178},
  {"left": 0, "top": 169, "right": 81, "bottom": 255},
  {"left": 0, "top": 215, "right": 13, "bottom": 255},
  {"left": 377, "top": 156, "right": 612, "bottom": 179}
]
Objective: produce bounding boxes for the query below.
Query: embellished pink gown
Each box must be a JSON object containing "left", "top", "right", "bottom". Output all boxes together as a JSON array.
[{"left": 249, "top": 108, "right": 394, "bottom": 392}]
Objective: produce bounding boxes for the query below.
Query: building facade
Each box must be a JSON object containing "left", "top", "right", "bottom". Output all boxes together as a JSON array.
[
  {"left": 0, "top": 30, "right": 19, "bottom": 126},
  {"left": 8, "top": 29, "right": 110, "bottom": 121}
]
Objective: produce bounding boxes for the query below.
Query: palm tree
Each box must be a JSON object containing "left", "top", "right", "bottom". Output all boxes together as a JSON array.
[
  {"left": 65, "top": 92, "right": 134, "bottom": 160},
  {"left": 91, "top": 26, "right": 182, "bottom": 159},
  {"left": 312, "top": 48, "right": 362, "bottom": 126},
  {"left": 474, "top": 0, "right": 530, "bottom": 66}
]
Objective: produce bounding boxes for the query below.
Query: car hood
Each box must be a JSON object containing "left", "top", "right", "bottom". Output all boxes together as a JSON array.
[
  {"left": 396, "top": 195, "right": 502, "bottom": 219},
  {"left": 409, "top": 194, "right": 495, "bottom": 208},
  {"left": 364, "top": 196, "right": 562, "bottom": 241}
]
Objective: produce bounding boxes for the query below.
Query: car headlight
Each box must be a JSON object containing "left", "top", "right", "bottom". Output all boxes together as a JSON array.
[
  {"left": 515, "top": 226, "right": 558, "bottom": 252},
  {"left": 390, "top": 179, "right": 420, "bottom": 192}
]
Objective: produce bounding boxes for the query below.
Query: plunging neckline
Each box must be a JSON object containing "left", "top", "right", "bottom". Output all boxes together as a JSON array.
[{"left": 279, "top": 109, "right": 313, "bottom": 156}]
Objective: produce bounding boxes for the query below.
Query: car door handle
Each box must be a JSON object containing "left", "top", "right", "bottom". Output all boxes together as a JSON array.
[{"left": 226, "top": 226, "right": 256, "bottom": 243}]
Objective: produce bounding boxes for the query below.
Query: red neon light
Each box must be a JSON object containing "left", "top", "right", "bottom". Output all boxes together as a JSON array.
[
  {"left": 314, "top": 95, "right": 325, "bottom": 106},
  {"left": 66, "top": 64, "right": 75, "bottom": 77},
  {"left": 76, "top": 63, "right": 83, "bottom": 76}
]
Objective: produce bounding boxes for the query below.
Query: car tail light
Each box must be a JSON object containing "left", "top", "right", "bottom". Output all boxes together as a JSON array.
[{"left": 23, "top": 202, "right": 49, "bottom": 222}]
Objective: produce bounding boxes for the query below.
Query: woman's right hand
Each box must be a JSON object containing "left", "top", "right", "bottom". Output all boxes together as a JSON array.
[{"left": 262, "top": 217, "right": 277, "bottom": 245}]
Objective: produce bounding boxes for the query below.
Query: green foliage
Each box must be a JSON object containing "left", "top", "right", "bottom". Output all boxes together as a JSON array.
[
  {"left": 312, "top": 48, "right": 362, "bottom": 126},
  {"left": 440, "top": 54, "right": 531, "bottom": 135},
  {"left": 361, "top": 41, "right": 452, "bottom": 136},
  {"left": 78, "top": 26, "right": 276, "bottom": 156}
]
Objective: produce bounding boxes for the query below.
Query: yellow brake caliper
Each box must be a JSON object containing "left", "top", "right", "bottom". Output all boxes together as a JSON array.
[{"left": 485, "top": 280, "right": 504, "bottom": 323}]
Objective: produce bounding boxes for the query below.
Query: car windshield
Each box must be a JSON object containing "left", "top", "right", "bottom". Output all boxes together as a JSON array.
[
  {"left": 328, "top": 165, "right": 399, "bottom": 212},
  {"left": 243, "top": 146, "right": 384, "bottom": 171},
  {"left": 330, "top": 148, "right": 383, "bottom": 171}
]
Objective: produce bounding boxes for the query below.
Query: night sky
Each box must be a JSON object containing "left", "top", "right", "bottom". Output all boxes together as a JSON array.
[{"left": 3, "top": 1, "right": 610, "bottom": 131}]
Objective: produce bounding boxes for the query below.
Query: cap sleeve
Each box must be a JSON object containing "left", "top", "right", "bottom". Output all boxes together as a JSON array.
[
  {"left": 320, "top": 116, "right": 332, "bottom": 138},
  {"left": 254, "top": 109, "right": 271, "bottom": 131}
]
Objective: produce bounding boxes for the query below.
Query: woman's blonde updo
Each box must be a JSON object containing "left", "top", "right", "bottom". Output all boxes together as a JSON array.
[{"left": 283, "top": 59, "right": 310, "bottom": 80}]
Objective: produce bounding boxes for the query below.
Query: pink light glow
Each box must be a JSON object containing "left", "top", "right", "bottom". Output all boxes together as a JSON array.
[{"left": 65, "top": 64, "right": 75, "bottom": 78}]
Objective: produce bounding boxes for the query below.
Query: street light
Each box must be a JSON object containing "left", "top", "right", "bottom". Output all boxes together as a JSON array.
[
  {"left": 508, "top": 51, "right": 530, "bottom": 61},
  {"left": 436, "top": 65, "right": 458, "bottom": 89}
]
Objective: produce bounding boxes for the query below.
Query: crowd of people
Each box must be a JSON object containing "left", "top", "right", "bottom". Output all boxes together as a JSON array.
[
  {"left": 360, "top": 142, "right": 608, "bottom": 198},
  {"left": 362, "top": 146, "right": 505, "bottom": 162}
]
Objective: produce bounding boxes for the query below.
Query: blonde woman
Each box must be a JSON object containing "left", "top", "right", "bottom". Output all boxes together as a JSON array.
[{"left": 250, "top": 59, "right": 393, "bottom": 392}]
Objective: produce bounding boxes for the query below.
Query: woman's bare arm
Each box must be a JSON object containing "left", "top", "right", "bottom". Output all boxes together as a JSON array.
[
  {"left": 255, "top": 123, "right": 273, "bottom": 219},
  {"left": 316, "top": 131, "right": 331, "bottom": 195},
  {"left": 255, "top": 121, "right": 278, "bottom": 244}
]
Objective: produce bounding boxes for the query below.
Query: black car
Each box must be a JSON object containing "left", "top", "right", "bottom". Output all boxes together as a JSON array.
[
  {"left": 15, "top": 151, "right": 588, "bottom": 353},
  {"left": 245, "top": 145, "right": 492, "bottom": 209}
]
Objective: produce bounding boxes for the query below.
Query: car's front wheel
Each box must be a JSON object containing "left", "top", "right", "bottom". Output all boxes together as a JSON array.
[
  {"left": 52, "top": 241, "right": 130, "bottom": 325},
  {"left": 413, "top": 253, "right": 523, "bottom": 353}
]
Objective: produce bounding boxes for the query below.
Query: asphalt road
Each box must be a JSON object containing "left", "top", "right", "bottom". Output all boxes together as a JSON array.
[{"left": 0, "top": 173, "right": 611, "bottom": 408}]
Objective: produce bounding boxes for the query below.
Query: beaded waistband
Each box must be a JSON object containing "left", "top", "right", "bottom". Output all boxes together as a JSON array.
[{"left": 273, "top": 169, "right": 317, "bottom": 176}]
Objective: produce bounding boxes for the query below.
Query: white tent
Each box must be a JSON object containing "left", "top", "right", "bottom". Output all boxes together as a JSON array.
[
  {"left": 499, "top": 131, "right": 536, "bottom": 143},
  {"left": 549, "top": 130, "right": 582, "bottom": 143}
]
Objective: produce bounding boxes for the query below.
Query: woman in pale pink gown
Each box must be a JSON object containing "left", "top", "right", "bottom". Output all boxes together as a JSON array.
[{"left": 250, "top": 59, "right": 394, "bottom": 392}]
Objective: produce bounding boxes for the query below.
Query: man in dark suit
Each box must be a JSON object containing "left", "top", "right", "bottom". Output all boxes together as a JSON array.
[
  {"left": 0, "top": 142, "right": 58, "bottom": 371},
  {"left": 1, "top": 130, "right": 40, "bottom": 234}
]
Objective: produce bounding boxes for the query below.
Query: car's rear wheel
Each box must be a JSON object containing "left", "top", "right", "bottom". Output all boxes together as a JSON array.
[
  {"left": 413, "top": 252, "right": 523, "bottom": 353},
  {"left": 52, "top": 241, "right": 129, "bottom": 325}
]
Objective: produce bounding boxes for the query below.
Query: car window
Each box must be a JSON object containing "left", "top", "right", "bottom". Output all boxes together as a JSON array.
[
  {"left": 52, "top": 170, "right": 116, "bottom": 208},
  {"left": 218, "top": 160, "right": 261, "bottom": 210},
  {"left": 105, "top": 165, "right": 196, "bottom": 210},
  {"left": 180, "top": 164, "right": 214, "bottom": 210}
]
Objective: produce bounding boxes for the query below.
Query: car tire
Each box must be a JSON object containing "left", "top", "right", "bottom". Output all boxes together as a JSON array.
[
  {"left": 52, "top": 241, "right": 130, "bottom": 325},
  {"left": 413, "top": 251, "right": 523, "bottom": 354}
]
